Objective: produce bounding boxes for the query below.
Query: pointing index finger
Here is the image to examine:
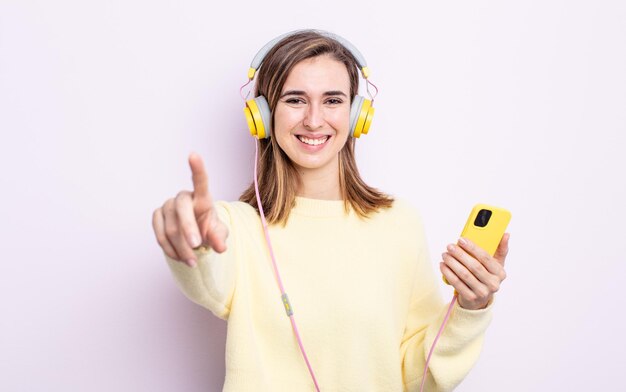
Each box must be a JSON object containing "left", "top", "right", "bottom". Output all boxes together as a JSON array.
[{"left": 188, "top": 152, "right": 213, "bottom": 213}]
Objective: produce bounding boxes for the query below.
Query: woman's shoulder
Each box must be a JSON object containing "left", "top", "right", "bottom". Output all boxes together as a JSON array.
[
  {"left": 368, "top": 197, "right": 427, "bottom": 239},
  {"left": 214, "top": 199, "right": 255, "bottom": 210},
  {"left": 213, "top": 200, "right": 258, "bottom": 222},
  {"left": 377, "top": 197, "right": 424, "bottom": 224}
]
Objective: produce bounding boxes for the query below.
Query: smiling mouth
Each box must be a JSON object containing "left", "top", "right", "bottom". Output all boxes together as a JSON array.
[{"left": 296, "top": 135, "right": 330, "bottom": 146}]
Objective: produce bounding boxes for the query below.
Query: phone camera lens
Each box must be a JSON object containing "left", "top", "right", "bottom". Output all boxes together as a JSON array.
[{"left": 474, "top": 209, "right": 492, "bottom": 228}]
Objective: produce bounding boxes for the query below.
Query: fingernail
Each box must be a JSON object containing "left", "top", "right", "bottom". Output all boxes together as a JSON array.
[
  {"left": 190, "top": 234, "right": 201, "bottom": 248},
  {"left": 187, "top": 259, "right": 197, "bottom": 268},
  {"left": 447, "top": 244, "right": 455, "bottom": 252},
  {"left": 458, "top": 237, "right": 468, "bottom": 246}
]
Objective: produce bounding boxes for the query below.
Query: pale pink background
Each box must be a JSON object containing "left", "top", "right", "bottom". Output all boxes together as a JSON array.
[{"left": 1, "top": 1, "right": 625, "bottom": 391}]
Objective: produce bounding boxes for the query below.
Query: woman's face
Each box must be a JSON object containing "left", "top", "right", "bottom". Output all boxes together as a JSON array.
[{"left": 273, "top": 54, "right": 351, "bottom": 176}]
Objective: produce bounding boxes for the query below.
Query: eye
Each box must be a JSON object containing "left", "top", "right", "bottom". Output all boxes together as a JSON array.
[
  {"left": 284, "top": 98, "right": 306, "bottom": 104},
  {"left": 325, "top": 98, "right": 343, "bottom": 105}
]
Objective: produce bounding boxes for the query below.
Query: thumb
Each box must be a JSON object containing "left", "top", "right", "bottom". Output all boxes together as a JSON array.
[
  {"left": 494, "top": 232, "right": 510, "bottom": 265},
  {"left": 199, "top": 209, "right": 229, "bottom": 253}
]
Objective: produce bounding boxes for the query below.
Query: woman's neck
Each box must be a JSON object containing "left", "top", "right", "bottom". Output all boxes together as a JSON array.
[{"left": 295, "top": 161, "right": 342, "bottom": 200}]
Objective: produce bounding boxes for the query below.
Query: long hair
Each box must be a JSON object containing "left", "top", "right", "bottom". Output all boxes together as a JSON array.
[{"left": 239, "top": 30, "right": 394, "bottom": 225}]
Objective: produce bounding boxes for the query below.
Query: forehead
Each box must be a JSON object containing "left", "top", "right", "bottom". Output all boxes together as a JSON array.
[{"left": 282, "top": 55, "right": 350, "bottom": 93}]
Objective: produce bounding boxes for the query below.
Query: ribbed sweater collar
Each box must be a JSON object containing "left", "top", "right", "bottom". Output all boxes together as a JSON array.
[{"left": 291, "top": 196, "right": 352, "bottom": 218}]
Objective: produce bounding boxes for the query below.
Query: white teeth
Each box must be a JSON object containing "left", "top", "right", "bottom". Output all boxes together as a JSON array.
[{"left": 297, "top": 135, "right": 329, "bottom": 146}]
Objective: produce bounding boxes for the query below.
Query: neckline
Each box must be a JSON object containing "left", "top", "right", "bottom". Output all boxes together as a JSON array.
[{"left": 291, "top": 196, "right": 351, "bottom": 218}]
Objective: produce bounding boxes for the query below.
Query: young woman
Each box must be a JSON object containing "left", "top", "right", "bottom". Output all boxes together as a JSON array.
[{"left": 152, "top": 30, "right": 509, "bottom": 392}]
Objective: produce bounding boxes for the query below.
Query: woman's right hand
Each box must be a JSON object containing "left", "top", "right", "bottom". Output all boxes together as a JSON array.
[{"left": 152, "top": 152, "right": 229, "bottom": 267}]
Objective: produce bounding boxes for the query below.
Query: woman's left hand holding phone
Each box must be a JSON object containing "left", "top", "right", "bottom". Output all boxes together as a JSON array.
[{"left": 439, "top": 234, "right": 510, "bottom": 310}]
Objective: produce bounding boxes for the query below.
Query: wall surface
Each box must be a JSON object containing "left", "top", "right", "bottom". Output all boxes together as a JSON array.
[{"left": 1, "top": 0, "right": 625, "bottom": 390}]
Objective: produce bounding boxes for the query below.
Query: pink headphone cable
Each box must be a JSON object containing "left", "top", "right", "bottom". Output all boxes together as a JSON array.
[
  {"left": 253, "top": 139, "right": 322, "bottom": 392},
  {"left": 419, "top": 292, "right": 459, "bottom": 392}
]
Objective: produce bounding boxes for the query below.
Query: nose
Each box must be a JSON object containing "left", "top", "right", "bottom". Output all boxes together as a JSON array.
[{"left": 303, "top": 102, "right": 324, "bottom": 130}]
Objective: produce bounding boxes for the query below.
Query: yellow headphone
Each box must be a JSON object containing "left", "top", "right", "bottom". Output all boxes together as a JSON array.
[{"left": 243, "top": 30, "right": 375, "bottom": 140}]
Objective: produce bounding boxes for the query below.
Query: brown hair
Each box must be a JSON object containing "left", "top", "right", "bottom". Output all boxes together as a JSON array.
[{"left": 239, "top": 30, "right": 394, "bottom": 225}]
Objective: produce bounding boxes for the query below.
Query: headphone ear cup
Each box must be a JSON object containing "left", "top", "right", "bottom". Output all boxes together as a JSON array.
[
  {"left": 349, "top": 95, "right": 374, "bottom": 138},
  {"left": 244, "top": 96, "right": 272, "bottom": 139}
]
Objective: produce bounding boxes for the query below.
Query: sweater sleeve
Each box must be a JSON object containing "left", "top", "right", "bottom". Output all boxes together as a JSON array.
[
  {"left": 164, "top": 201, "right": 238, "bottom": 320},
  {"left": 400, "top": 211, "right": 494, "bottom": 391}
]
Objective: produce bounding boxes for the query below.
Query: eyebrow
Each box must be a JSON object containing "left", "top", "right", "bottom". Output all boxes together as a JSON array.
[{"left": 280, "top": 90, "right": 348, "bottom": 98}]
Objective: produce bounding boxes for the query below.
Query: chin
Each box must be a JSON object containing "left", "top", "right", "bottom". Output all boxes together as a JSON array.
[{"left": 294, "top": 154, "right": 338, "bottom": 170}]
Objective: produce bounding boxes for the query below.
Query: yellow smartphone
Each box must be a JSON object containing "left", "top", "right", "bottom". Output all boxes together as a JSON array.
[
  {"left": 461, "top": 204, "right": 511, "bottom": 256},
  {"left": 443, "top": 204, "right": 511, "bottom": 284}
]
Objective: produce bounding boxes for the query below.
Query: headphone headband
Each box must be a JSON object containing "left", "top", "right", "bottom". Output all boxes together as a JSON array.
[{"left": 247, "top": 29, "right": 370, "bottom": 80}]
